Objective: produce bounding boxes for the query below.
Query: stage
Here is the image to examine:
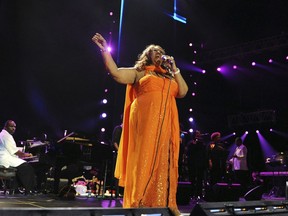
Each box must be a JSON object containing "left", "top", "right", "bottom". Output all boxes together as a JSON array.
[
  {"left": 0, "top": 192, "right": 194, "bottom": 216},
  {"left": 0, "top": 192, "right": 286, "bottom": 216}
]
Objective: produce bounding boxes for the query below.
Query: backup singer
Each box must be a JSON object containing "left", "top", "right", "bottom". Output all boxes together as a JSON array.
[{"left": 92, "top": 33, "right": 188, "bottom": 215}]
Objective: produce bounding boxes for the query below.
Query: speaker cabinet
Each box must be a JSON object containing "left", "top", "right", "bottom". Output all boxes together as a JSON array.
[
  {"left": 176, "top": 181, "right": 192, "bottom": 205},
  {"left": 190, "top": 200, "right": 288, "bottom": 216}
]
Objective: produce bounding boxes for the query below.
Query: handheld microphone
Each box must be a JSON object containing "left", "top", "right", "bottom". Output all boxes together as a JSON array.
[{"left": 161, "top": 55, "right": 173, "bottom": 64}]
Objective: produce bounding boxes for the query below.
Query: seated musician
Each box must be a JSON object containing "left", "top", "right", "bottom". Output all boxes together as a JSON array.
[{"left": 0, "top": 120, "right": 37, "bottom": 195}]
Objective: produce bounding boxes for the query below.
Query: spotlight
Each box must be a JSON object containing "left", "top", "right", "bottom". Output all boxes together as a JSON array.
[
  {"left": 270, "top": 128, "right": 273, "bottom": 132},
  {"left": 101, "top": 128, "right": 106, "bottom": 132},
  {"left": 233, "top": 132, "right": 236, "bottom": 135},
  {"left": 192, "top": 92, "right": 196, "bottom": 96},
  {"left": 189, "top": 43, "right": 193, "bottom": 47},
  {"left": 233, "top": 65, "right": 237, "bottom": 69},
  {"left": 217, "top": 67, "right": 221, "bottom": 72},
  {"left": 189, "top": 117, "right": 194, "bottom": 122},
  {"left": 256, "top": 130, "right": 259, "bottom": 133},
  {"left": 252, "top": 62, "right": 256, "bottom": 66},
  {"left": 189, "top": 128, "right": 194, "bottom": 133},
  {"left": 189, "top": 108, "right": 193, "bottom": 112},
  {"left": 101, "top": 113, "right": 107, "bottom": 118},
  {"left": 102, "top": 99, "right": 108, "bottom": 104},
  {"left": 268, "top": 59, "right": 273, "bottom": 63},
  {"left": 245, "top": 131, "right": 249, "bottom": 134},
  {"left": 202, "top": 70, "right": 206, "bottom": 74}
]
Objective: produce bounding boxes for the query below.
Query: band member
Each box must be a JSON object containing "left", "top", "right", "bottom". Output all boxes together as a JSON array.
[
  {"left": 186, "top": 130, "right": 206, "bottom": 199},
  {"left": 229, "top": 137, "right": 249, "bottom": 194},
  {"left": 207, "top": 132, "right": 228, "bottom": 185},
  {"left": 0, "top": 120, "right": 36, "bottom": 195}
]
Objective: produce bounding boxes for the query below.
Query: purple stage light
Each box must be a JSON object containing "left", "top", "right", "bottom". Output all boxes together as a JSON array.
[
  {"left": 217, "top": 67, "right": 221, "bottom": 72},
  {"left": 101, "top": 128, "right": 105, "bottom": 132},
  {"left": 245, "top": 131, "right": 249, "bottom": 134},
  {"left": 192, "top": 92, "right": 196, "bottom": 96},
  {"left": 202, "top": 70, "right": 206, "bottom": 74},
  {"left": 268, "top": 59, "right": 273, "bottom": 63},
  {"left": 189, "top": 117, "right": 194, "bottom": 122},
  {"left": 189, "top": 128, "right": 193, "bottom": 133},
  {"left": 101, "top": 113, "right": 107, "bottom": 118},
  {"left": 257, "top": 131, "right": 277, "bottom": 159},
  {"left": 233, "top": 65, "right": 237, "bottom": 69},
  {"left": 102, "top": 99, "right": 108, "bottom": 104},
  {"left": 252, "top": 62, "right": 256, "bottom": 66},
  {"left": 256, "top": 130, "right": 259, "bottom": 133}
]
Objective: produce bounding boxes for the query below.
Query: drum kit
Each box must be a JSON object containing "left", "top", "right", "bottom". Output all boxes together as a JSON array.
[{"left": 265, "top": 152, "right": 287, "bottom": 168}]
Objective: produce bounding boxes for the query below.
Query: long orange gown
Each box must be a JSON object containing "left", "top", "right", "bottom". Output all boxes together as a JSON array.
[{"left": 115, "top": 66, "right": 180, "bottom": 211}]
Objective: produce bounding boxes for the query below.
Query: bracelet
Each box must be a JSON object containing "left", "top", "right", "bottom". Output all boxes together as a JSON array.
[
  {"left": 100, "top": 48, "right": 108, "bottom": 52},
  {"left": 173, "top": 68, "right": 180, "bottom": 75}
]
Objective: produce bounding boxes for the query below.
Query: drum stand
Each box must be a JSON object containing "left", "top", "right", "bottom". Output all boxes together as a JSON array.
[{"left": 267, "top": 162, "right": 281, "bottom": 197}]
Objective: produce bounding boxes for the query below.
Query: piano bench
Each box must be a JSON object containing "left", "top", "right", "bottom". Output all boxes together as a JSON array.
[{"left": 0, "top": 166, "right": 17, "bottom": 195}]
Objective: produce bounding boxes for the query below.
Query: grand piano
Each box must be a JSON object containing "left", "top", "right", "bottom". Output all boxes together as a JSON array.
[{"left": 24, "top": 132, "right": 113, "bottom": 195}]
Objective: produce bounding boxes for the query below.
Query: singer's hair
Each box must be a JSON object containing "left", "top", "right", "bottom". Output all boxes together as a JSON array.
[{"left": 134, "top": 44, "right": 165, "bottom": 71}]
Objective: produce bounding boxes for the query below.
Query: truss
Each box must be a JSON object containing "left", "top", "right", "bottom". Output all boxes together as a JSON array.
[
  {"left": 200, "top": 33, "right": 288, "bottom": 63},
  {"left": 228, "top": 110, "right": 276, "bottom": 128}
]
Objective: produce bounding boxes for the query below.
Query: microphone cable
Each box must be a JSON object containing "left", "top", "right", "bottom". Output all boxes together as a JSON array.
[{"left": 139, "top": 72, "right": 173, "bottom": 206}]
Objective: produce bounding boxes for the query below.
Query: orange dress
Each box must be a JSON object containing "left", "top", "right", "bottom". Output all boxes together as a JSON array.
[{"left": 115, "top": 66, "right": 180, "bottom": 211}]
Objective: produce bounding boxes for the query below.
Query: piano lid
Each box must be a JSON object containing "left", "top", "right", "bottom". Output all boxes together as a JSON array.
[{"left": 56, "top": 132, "right": 96, "bottom": 147}]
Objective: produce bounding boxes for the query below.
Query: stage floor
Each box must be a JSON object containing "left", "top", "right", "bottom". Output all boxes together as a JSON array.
[
  {"left": 0, "top": 193, "right": 194, "bottom": 216},
  {"left": 0, "top": 192, "right": 285, "bottom": 216}
]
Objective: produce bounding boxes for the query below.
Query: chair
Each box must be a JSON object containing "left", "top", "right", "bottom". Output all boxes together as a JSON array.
[{"left": 0, "top": 165, "right": 17, "bottom": 195}]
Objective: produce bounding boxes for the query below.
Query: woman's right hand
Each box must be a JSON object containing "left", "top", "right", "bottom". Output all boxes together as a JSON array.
[{"left": 92, "top": 33, "right": 107, "bottom": 51}]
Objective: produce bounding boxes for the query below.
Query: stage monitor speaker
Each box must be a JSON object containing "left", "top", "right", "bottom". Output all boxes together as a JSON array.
[
  {"left": 176, "top": 181, "right": 192, "bottom": 205},
  {"left": 190, "top": 200, "right": 288, "bottom": 216}
]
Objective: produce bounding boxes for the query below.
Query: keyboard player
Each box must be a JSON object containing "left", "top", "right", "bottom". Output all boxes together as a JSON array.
[{"left": 0, "top": 120, "right": 36, "bottom": 195}]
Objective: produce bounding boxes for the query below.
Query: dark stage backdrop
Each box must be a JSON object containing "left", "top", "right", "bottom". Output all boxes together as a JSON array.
[{"left": 1, "top": 1, "right": 288, "bottom": 169}]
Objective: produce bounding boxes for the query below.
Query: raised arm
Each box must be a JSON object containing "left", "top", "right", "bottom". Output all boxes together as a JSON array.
[{"left": 92, "top": 33, "right": 137, "bottom": 84}]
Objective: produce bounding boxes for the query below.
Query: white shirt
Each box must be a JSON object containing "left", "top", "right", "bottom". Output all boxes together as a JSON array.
[
  {"left": 230, "top": 144, "right": 248, "bottom": 171},
  {"left": 0, "top": 129, "right": 26, "bottom": 168}
]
